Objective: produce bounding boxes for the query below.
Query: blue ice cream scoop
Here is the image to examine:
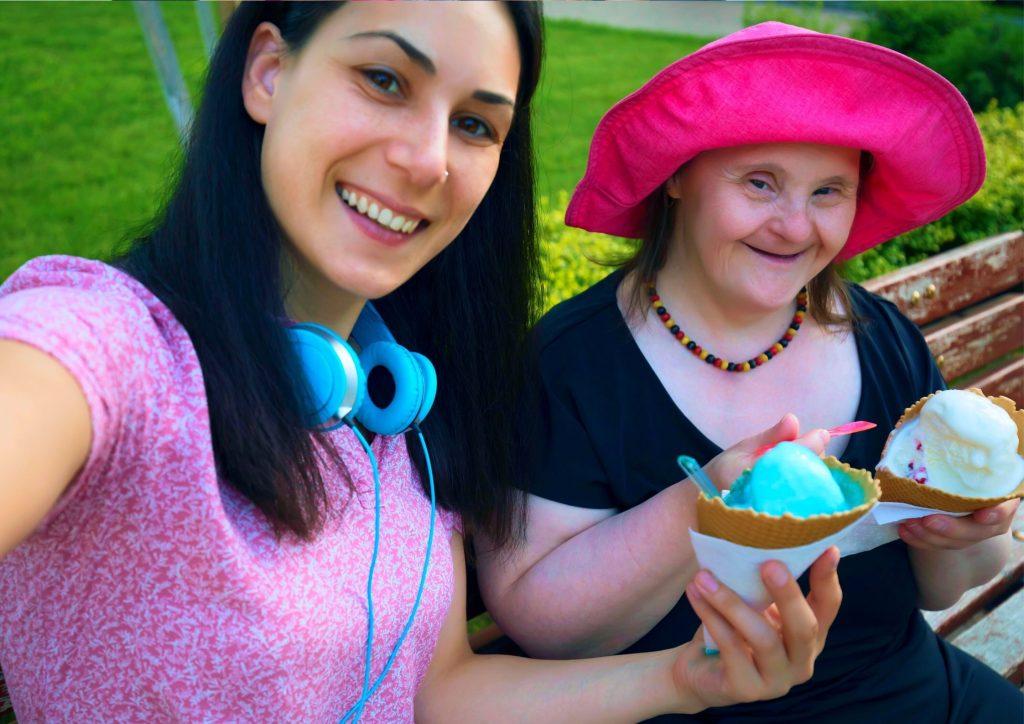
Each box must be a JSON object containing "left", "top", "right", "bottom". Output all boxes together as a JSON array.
[{"left": 725, "top": 442, "right": 861, "bottom": 518}]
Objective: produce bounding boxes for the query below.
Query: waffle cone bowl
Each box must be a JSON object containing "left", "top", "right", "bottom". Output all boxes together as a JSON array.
[
  {"left": 696, "top": 457, "right": 880, "bottom": 549},
  {"left": 877, "top": 389, "right": 1024, "bottom": 512}
]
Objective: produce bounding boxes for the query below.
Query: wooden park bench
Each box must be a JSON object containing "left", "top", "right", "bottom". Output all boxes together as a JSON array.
[
  {"left": 861, "top": 229, "right": 1023, "bottom": 406},
  {"left": 922, "top": 504, "right": 1024, "bottom": 687},
  {"left": 863, "top": 229, "right": 1024, "bottom": 687}
]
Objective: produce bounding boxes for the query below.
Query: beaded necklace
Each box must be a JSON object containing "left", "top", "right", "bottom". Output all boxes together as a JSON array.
[{"left": 647, "top": 284, "right": 808, "bottom": 372}]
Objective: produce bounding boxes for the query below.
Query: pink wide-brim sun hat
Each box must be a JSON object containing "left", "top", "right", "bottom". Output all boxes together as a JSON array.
[{"left": 565, "top": 22, "right": 986, "bottom": 260}]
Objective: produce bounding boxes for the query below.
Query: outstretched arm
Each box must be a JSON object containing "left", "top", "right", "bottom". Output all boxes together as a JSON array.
[
  {"left": 416, "top": 532, "right": 842, "bottom": 722},
  {"left": 0, "top": 339, "right": 91, "bottom": 558},
  {"left": 476, "top": 415, "right": 829, "bottom": 658}
]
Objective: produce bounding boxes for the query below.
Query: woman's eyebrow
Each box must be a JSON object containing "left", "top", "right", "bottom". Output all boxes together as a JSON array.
[
  {"left": 731, "top": 163, "right": 856, "bottom": 186},
  {"left": 347, "top": 31, "right": 435, "bottom": 74},
  {"left": 473, "top": 90, "right": 514, "bottom": 107},
  {"left": 347, "top": 30, "right": 515, "bottom": 108}
]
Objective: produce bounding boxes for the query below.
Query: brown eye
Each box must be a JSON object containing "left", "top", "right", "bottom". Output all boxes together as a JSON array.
[
  {"left": 362, "top": 69, "right": 401, "bottom": 96},
  {"left": 451, "top": 115, "right": 496, "bottom": 140}
]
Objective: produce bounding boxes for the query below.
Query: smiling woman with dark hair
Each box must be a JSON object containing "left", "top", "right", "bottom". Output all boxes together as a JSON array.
[{"left": 0, "top": 4, "right": 840, "bottom": 721}]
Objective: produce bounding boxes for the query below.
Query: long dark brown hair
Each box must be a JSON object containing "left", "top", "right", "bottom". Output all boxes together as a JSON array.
[{"left": 118, "top": 2, "right": 543, "bottom": 547}]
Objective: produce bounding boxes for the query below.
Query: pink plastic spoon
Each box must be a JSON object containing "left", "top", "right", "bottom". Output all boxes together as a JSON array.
[{"left": 754, "top": 420, "right": 877, "bottom": 457}]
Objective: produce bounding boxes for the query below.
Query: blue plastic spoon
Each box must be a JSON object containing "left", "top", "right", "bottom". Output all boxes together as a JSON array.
[{"left": 677, "top": 455, "right": 722, "bottom": 500}]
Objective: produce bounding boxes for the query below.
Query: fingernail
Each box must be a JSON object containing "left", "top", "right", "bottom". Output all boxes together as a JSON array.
[
  {"left": 924, "top": 518, "right": 948, "bottom": 532},
  {"left": 764, "top": 561, "right": 788, "bottom": 587},
  {"left": 978, "top": 510, "right": 997, "bottom": 524},
  {"left": 695, "top": 570, "right": 719, "bottom": 594},
  {"left": 827, "top": 546, "right": 840, "bottom": 570},
  {"left": 686, "top": 583, "right": 702, "bottom": 602}
]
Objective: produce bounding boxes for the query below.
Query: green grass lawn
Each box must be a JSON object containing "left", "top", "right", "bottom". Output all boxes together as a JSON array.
[
  {"left": 533, "top": 20, "right": 708, "bottom": 197},
  {"left": 0, "top": 3, "right": 712, "bottom": 281}
]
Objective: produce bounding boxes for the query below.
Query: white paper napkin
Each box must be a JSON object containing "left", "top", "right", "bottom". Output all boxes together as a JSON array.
[{"left": 688, "top": 501, "right": 970, "bottom": 651}]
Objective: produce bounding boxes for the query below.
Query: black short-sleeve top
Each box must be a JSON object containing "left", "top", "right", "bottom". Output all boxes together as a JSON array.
[{"left": 526, "top": 269, "right": 956, "bottom": 723}]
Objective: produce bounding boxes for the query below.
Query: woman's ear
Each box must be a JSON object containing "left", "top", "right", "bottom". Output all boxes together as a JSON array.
[
  {"left": 665, "top": 172, "right": 683, "bottom": 200},
  {"left": 242, "top": 22, "right": 286, "bottom": 125}
]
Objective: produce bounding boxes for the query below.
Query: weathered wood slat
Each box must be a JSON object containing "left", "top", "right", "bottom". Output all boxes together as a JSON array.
[
  {"left": 862, "top": 231, "right": 1024, "bottom": 325},
  {"left": 921, "top": 293, "right": 1024, "bottom": 381},
  {"left": 958, "top": 356, "right": 1024, "bottom": 406},
  {"left": 950, "top": 586, "right": 1024, "bottom": 685},
  {"left": 924, "top": 507, "right": 1024, "bottom": 636}
]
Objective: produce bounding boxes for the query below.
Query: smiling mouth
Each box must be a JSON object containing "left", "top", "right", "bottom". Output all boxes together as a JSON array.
[
  {"left": 745, "top": 244, "right": 805, "bottom": 260},
  {"left": 336, "top": 185, "right": 425, "bottom": 235}
]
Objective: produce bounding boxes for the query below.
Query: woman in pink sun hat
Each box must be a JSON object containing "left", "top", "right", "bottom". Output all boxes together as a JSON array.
[{"left": 478, "top": 22, "right": 1022, "bottom": 722}]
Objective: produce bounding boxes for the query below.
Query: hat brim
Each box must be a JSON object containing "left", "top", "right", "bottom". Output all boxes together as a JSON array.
[{"left": 565, "top": 24, "right": 985, "bottom": 260}]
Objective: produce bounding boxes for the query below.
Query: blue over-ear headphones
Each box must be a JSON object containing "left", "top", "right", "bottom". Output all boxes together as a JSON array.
[
  {"left": 285, "top": 304, "right": 438, "bottom": 723},
  {"left": 287, "top": 302, "right": 437, "bottom": 435}
]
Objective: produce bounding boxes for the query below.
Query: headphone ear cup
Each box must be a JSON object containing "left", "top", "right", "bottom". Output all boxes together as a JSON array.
[
  {"left": 410, "top": 352, "right": 437, "bottom": 425},
  {"left": 357, "top": 341, "right": 425, "bottom": 436},
  {"left": 287, "top": 324, "right": 365, "bottom": 428}
]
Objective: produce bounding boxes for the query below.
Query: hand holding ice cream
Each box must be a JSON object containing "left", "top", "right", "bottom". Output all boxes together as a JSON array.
[{"left": 684, "top": 440, "right": 867, "bottom": 660}]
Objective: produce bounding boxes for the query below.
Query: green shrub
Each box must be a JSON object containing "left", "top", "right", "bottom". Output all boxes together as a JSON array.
[
  {"left": 856, "top": 2, "right": 1023, "bottom": 111},
  {"left": 741, "top": 1, "right": 845, "bottom": 35},
  {"left": 537, "top": 191, "right": 634, "bottom": 313},
  {"left": 537, "top": 104, "right": 1024, "bottom": 295}
]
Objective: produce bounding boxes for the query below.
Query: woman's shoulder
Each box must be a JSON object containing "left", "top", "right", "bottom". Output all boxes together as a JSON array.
[
  {"left": 3, "top": 254, "right": 149, "bottom": 300},
  {"left": 1, "top": 255, "right": 179, "bottom": 340},
  {"left": 846, "top": 280, "right": 925, "bottom": 341},
  {"left": 844, "top": 279, "right": 944, "bottom": 397},
  {"left": 534, "top": 269, "right": 625, "bottom": 356},
  {"left": 0, "top": 254, "right": 196, "bottom": 402}
]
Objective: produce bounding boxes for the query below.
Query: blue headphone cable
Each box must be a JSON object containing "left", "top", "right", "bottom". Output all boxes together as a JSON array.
[{"left": 340, "top": 424, "right": 436, "bottom": 723}]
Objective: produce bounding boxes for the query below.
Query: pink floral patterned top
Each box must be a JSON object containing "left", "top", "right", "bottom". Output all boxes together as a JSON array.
[{"left": 0, "top": 256, "right": 459, "bottom": 722}]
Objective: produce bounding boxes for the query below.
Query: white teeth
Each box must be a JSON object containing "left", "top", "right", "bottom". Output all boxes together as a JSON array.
[{"left": 337, "top": 186, "right": 422, "bottom": 235}]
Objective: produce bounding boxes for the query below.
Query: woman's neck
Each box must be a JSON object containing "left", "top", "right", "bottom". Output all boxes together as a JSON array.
[
  {"left": 281, "top": 254, "right": 364, "bottom": 339},
  {"left": 645, "top": 256, "right": 801, "bottom": 361}
]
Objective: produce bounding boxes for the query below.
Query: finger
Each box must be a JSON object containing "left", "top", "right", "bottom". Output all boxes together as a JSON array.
[
  {"left": 689, "top": 571, "right": 787, "bottom": 688},
  {"left": 972, "top": 499, "right": 1020, "bottom": 528},
  {"left": 898, "top": 520, "right": 974, "bottom": 550},
  {"left": 706, "top": 415, "right": 803, "bottom": 489},
  {"left": 805, "top": 547, "right": 843, "bottom": 639},
  {"left": 744, "top": 414, "right": 801, "bottom": 453},
  {"left": 910, "top": 511, "right": 1010, "bottom": 546},
  {"left": 921, "top": 514, "right": 1002, "bottom": 541},
  {"left": 761, "top": 559, "right": 817, "bottom": 674},
  {"left": 790, "top": 428, "right": 830, "bottom": 456},
  {"left": 685, "top": 580, "right": 761, "bottom": 696}
]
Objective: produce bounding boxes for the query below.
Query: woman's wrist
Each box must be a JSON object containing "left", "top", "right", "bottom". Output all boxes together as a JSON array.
[{"left": 662, "top": 643, "right": 716, "bottom": 716}]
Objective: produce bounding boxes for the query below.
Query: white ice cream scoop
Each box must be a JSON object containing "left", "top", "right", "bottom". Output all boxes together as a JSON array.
[{"left": 881, "top": 389, "right": 1024, "bottom": 497}]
